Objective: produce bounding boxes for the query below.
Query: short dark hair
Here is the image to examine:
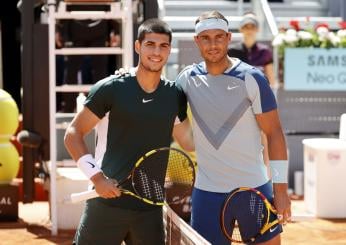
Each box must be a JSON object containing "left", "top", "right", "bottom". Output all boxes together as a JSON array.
[
  {"left": 195, "top": 10, "right": 229, "bottom": 25},
  {"left": 137, "top": 18, "right": 172, "bottom": 43}
]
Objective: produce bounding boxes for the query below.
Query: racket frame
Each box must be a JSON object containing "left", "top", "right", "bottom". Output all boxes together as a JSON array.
[
  {"left": 68, "top": 147, "right": 196, "bottom": 206},
  {"left": 220, "top": 187, "right": 279, "bottom": 243}
]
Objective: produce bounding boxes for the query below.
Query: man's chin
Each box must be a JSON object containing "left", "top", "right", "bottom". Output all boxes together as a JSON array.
[
  {"left": 203, "top": 53, "right": 228, "bottom": 63},
  {"left": 147, "top": 65, "right": 163, "bottom": 73},
  {"left": 205, "top": 57, "right": 224, "bottom": 64},
  {"left": 148, "top": 68, "right": 162, "bottom": 73},
  {"left": 140, "top": 63, "right": 163, "bottom": 73}
]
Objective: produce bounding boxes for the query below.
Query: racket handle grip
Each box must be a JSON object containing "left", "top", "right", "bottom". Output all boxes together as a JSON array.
[{"left": 69, "top": 189, "right": 99, "bottom": 203}]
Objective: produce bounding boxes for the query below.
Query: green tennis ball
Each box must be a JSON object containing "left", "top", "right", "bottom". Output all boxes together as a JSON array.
[
  {"left": 0, "top": 142, "right": 20, "bottom": 183},
  {"left": 0, "top": 89, "right": 19, "bottom": 141}
]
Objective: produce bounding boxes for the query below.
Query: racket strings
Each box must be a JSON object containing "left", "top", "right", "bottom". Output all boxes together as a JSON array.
[
  {"left": 222, "top": 189, "right": 270, "bottom": 243},
  {"left": 256, "top": 201, "right": 264, "bottom": 227},
  {"left": 166, "top": 151, "right": 194, "bottom": 185},
  {"left": 133, "top": 153, "right": 168, "bottom": 202},
  {"left": 165, "top": 150, "right": 195, "bottom": 205},
  {"left": 250, "top": 193, "right": 256, "bottom": 214},
  {"left": 152, "top": 179, "right": 164, "bottom": 201},
  {"left": 132, "top": 148, "right": 195, "bottom": 204},
  {"left": 137, "top": 169, "right": 152, "bottom": 199},
  {"left": 68, "top": 148, "right": 195, "bottom": 206}
]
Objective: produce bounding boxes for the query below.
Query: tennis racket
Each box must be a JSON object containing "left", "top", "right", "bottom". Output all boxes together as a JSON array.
[
  {"left": 220, "top": 187, "right": 279, "bottom": 243},
  {"left": 66, "top": 147, "right": 195, "bottom": 206}
]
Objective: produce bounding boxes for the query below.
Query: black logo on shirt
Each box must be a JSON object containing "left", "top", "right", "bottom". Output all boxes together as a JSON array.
[{"left": 86, "top": 161, "right": 95, "bottom": 168}]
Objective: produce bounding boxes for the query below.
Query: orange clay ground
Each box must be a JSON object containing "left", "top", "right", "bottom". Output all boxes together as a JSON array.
[{"left": 0, "top": 200, "right": 345, "bottom": 245}]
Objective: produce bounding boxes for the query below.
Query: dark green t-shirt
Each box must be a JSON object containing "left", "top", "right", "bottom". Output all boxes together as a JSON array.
[{"left": 84, "top": 72, "right": 187, "bottom": 210}]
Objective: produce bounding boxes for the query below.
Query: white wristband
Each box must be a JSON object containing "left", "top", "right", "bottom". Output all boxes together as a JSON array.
[
  {"left": 270, "top": 160, "right": 289, "bottom": 183},
  {"left": 77, "top": 154, "right": 102, "bottom": 179}
]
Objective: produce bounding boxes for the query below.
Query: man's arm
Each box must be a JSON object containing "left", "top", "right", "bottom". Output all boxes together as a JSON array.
[
  {"left": 64, "top": 107, "right": 120, "bottom": 198},
  {"left": 256, "top": 110, "right": 287, "bottom": 160},
  {"left": 255, "top": 109, "right": 291, "bottom": 223},
  {"left": 172, "top": 118, "right": 194, "bottom": 152},
  {"left": 64, "top": 107, "right": 99, "bottom": 160},
  {"left": 263, "top": 63, "right": 277, "bottom": 89}
]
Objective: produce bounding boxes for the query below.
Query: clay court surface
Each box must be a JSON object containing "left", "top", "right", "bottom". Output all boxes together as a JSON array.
[{"left": 0, "top": 200, "right": 345, "bottom": 245}]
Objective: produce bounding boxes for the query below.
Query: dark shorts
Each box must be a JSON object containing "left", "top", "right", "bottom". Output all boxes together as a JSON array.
[
  {"left": 73, "top": 198, "right": 165, "bottom": 245},
  {"left": 191, "top": 181, "right": 282, "bottom": 244}
]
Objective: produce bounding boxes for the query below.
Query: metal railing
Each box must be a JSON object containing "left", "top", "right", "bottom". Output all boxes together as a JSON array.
[{"left": 158, "top": 0, "right": 165, "bottom": 18}]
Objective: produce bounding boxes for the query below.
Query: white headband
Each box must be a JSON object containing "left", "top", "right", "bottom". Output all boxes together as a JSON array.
[{"left": 195, "top": 18, "right": 229, "bottom": 35}]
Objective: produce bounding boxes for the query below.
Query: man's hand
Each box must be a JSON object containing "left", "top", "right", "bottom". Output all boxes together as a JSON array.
[
  {"left": 114, "top": 67, "right": 129, "bottom": 76},
  {"left": 91, "top": 172, "right": 121, "bottom": 199},
  {"left": 273, "top": 183, "right": 291, "bottom": 224}
]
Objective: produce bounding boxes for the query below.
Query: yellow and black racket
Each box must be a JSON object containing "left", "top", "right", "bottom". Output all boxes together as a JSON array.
[
  {"left": 220, "top": 187, "right": 279, "bottom": 243},
  {"left": 67, "top": 147, "right": 195, "bottom": 205}
]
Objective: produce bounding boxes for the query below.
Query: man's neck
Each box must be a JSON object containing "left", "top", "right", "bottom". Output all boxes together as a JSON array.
[
  {"left": 243, "top": 39, "right": 256, "bottom": 49},
  {"left": 206, "top": 57, "right": 232, "bottom": 76},
  {"left": 135, "top": 65, "right": 162, "bottom": 93}
]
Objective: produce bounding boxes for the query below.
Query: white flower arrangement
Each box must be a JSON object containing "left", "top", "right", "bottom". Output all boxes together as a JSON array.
[{"left": 272, "top": 20, "right": 346, "bottom": 59}]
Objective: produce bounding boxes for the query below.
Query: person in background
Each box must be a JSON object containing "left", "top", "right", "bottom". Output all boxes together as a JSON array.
[
  {"left": 107, "top": 27, "right": 122, "bottom": 75},
  {"left": 228, "top": 12, "right": 277, "bottom": 88},
  {"left": 55, "top": 21, "right": 65, "bottom": 112},
  {"left": 60, "top": 19, "right": 121, "bottom": 112}
]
